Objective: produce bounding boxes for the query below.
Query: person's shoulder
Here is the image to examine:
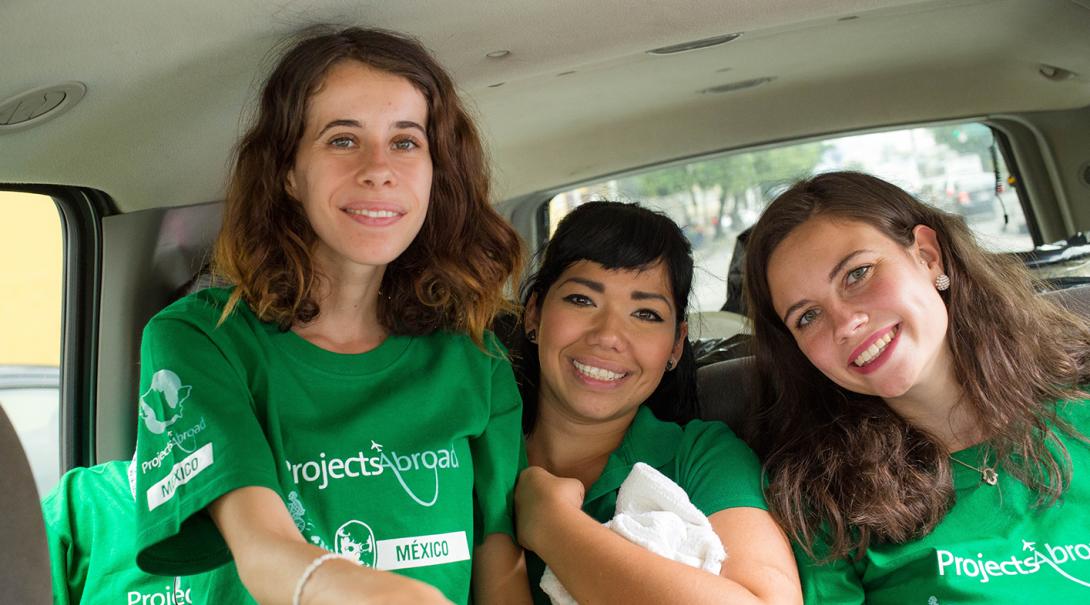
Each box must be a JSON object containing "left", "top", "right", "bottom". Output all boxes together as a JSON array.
[
  {"left": 144, "top": 286, "right": 257, "bottom": 339},
  {"left": 154, "top": 286, "right": 234, "bottom": 322},
  {"left": 43, "top": 460, "right": 132, "bottom": 509},
  {"left": 676, "top": 417, "right": 761, "bottom": 470},
  {"left": 428, "top": 329, "right": 510, "bottom": 360},
  {"left": 681, "top": 417, "right": 748, "bottom": 446}
]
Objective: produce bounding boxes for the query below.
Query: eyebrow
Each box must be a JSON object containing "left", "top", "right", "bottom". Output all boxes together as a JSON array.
[
  {"left": 779, "top": 249, "right": 871, "bottom": 323},
  {"left": 316, "top": 119, "right": 427, "bottom": 138},
  {"left": 828, "top": 250, "right": 870, "bottom": 282},
  {"left": 561, "top": 277, "right": 673, "bottom": 307},
  {"left": 632, "top": 290, "right": 671, "bottom": 306},
  {"left": 781, "top": 300, "right": 810, "bottom": 325},
  {"left": 561, "top": 277, "right": 604, "bottom": 293}
]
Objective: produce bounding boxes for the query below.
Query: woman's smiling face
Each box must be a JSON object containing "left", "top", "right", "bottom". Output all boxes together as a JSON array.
[
  {"left": 527, "top": 260, "right": 686, "bottom": 425},
  {"left": 287, "top": 60, "right": 433, "bottom": 276},
  {"left": 766, "top": 217, "right": 951, "bottom": 401}
]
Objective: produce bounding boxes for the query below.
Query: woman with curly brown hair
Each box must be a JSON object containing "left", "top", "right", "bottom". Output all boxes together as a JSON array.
[
  {"left": 132, "top": 27, "right": 528, "bottom": 605},
  {"left": 744, "top": 171, "right": 1090, "bottom": 603}
]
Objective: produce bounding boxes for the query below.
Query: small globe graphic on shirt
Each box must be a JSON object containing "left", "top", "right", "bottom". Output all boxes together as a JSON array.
[{"left": 336, "top": 520, "right": 376, "bottom": 568}]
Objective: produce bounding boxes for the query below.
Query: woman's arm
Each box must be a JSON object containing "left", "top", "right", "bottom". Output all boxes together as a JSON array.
[
  {"left": 517, "top": 466, "right": 802, "bottom": 605},
  {"left": 471, "top": 533, "right": 531, "bottom": 605},
  {"left": 209, "top": 486, "right": 453, "bottom": 605},
  {"left": 468, "top": 346, "right": 531, "bottom": 603}
]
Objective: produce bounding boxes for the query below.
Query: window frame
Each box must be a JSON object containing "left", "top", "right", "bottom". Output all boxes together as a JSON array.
[
  {"left": 1, "top": 184, "right": 111, "bottom": 475},
  {"left": 524, "top": 118, "right": 1038, "bottom": 266}
]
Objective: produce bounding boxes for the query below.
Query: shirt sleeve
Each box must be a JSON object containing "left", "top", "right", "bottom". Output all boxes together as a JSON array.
[
  {"left": 469, "top": 335, "right": 527, "bottom": 543},
  {"left": 675, "top": 420, "right": 769, "bottom": 516},
  {"left": 133, "top": 308, "right": 281, "bottom": 576},
  {"left": 795, "top": 540, "right": 866, "bottom": 605},
  {"left": 41, "top": 473, "right": 80, "bottom": 605}
]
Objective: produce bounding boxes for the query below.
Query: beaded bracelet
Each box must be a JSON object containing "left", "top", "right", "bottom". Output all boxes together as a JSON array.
[{"left": 293, "top": 552, "right": 356, "bottom": 605}]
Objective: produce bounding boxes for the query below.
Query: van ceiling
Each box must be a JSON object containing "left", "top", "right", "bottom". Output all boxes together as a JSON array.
[{"left": 1, "top": 0, "right": 1088, "bottom": 211}]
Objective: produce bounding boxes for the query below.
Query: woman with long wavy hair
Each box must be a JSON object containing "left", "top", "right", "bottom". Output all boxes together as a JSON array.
[
  {"left": 132, "top": 27, "right": 527, "bottom": 605},
  {"left": 744, "top": 171, "right": 1090, "bottom": 603}
]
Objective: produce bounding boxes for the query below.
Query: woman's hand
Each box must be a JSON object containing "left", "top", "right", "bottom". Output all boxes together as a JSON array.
[
  {"left": 514, "top": 466, "right": 585, "bottom": 552},
  {"left": 514, "top": 470, "right": 801, "bottom": 605}
]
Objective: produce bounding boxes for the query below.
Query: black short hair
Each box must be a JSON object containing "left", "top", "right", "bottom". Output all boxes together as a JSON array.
[{"left": 516, "top": 201, "right": 698, "bottom": 433}]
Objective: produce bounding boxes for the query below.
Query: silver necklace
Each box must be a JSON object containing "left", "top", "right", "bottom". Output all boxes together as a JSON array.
[{"left": 950, "top": 455, "right": 999, "bottom": 486}]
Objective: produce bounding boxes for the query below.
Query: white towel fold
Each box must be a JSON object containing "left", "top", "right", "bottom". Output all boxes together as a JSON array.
[{"left": 539, "top": 462, "right": 727, "bottom": 604}]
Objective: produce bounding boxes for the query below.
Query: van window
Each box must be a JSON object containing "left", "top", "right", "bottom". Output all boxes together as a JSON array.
[
  {"left": 547, "top": 122, "right": 1030, "bottom": 313},
  {"left": 0, "top": 191, "right": 63, "bottom": 495}
]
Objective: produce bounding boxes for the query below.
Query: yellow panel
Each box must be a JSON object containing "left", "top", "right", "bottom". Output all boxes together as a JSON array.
[{"left": 0, "top": 191, "right": 63, "bottom": 366}]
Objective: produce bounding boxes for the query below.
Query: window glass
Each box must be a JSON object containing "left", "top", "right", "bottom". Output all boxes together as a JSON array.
[
  {"left": 0, "top": 191, "right": 62, "bottom": 495},
  {"left": 547, "top": 122, "right": 1030, "bottom": 313}
]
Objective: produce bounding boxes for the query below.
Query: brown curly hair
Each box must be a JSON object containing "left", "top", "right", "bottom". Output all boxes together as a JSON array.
[
  {"left": 743, "top": 171, "right": 1090, "bottom": 561},
  {"left": 213, "top": 26, "right": 522, "bottom": 346}
]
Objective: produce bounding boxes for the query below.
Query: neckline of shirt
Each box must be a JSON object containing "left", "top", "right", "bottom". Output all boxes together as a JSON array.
[{"left": 274, "top": 327, "right": 415, "bottom": 375}]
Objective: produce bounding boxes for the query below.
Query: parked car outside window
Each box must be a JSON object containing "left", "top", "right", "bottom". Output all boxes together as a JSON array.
[{"left": 546, "top": 121, "right": 1033, "bottom": 315}]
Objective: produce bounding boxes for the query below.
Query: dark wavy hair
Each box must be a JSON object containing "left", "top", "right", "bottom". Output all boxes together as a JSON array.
[
  {"left": 744, "top": 171, "right": 1090, "bottom": 560},
  {"left": 516, "top": 201, "right": 698, "bottom": 433},
  {"left": 213, "top": 26, "right": 522, "bottom": 345}
]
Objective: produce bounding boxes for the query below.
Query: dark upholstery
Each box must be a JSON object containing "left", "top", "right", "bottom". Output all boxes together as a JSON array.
[
  {"left": 696, "top": 283, "right": 1090, "bottom": 437},
  {"left": 0, "top": 406, "right": 51, "bottom": 603},
  {"left": 696, "top": 356, "right": 756, "bottom": 435}
]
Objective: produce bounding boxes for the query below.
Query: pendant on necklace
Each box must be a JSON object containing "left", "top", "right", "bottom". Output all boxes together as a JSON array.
[
  {"left": 981, "top": 468, "right": 998, "bottom": 486},
  {"left": 949, "top": 455, "right": 1000, "bottom": 486}
]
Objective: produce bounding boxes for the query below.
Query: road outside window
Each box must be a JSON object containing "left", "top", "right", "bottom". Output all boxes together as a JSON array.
[
  {"left": 0, "top": 191, "right": 62, "bottom": 495},
  {"left": 548, "top": 122, "right": 1031, "bottom": 313}
]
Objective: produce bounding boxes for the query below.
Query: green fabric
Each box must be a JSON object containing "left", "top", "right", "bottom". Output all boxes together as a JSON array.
[
  {"left": 798, "top": 400, "right": 1090, "bottom": 604},
  {"left": 42, "top": 460, "right": 253, "bottom": 604},
  {"left": 132, "top": 287, "right": 524, "bottom": 605},
  {"left": 526, "top": 406, "right": 768, "bottom": 603}
]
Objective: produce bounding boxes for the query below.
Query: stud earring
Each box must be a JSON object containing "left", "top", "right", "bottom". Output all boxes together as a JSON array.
[
  {"left": 935, "top": 273, "right": 950, "bottom": 291},
  {"left": 526, "top": 330, "right": 537, "bottom": 343},
  {"left": 665, "top": 360, "right": 675, "bottom": 371}
]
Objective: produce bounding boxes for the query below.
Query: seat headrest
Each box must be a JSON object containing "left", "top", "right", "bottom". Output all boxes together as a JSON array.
[{"left": 0, "top": 406, "right": 51, "bottom": 602}]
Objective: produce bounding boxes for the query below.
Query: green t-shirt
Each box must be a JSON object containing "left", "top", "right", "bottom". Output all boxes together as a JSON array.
[
  {"left": 526, "top": 406, "right": 768, "bottom": 604},
  {"left": 132, "top": 287, "right": 525, "bottom": 604},
  {"left": 798, "top": 400, "right": 1090, "bottom": 604},
  {"left": 42, "top": 459, "right": 252, "bottom": 604}
]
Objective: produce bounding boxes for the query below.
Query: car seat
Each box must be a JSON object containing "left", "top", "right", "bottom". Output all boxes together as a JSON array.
[{"left": 0, "top": 405, "right": 51, "bottom": 603}]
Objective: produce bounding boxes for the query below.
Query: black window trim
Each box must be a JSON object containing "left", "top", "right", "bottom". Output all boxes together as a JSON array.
[{"left": 1, "top": 184, "right": 113, "bottom": 474}]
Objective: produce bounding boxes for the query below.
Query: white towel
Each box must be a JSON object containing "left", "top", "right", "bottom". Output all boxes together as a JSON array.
[{"left": 539, "top": 462, "right": 727, "bottom": 604}]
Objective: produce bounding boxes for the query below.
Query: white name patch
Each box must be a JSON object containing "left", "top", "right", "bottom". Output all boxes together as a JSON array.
[
  {"left": 375, "top": 531, "right": 470, "bottom": 570},
  {"left": 147, "top": 443, "right": 214, "bottom": 511}
]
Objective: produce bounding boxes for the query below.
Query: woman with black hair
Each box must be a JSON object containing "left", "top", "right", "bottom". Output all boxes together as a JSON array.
[{"left": 513, "top": 201, "right": 801, "bottom": 604}]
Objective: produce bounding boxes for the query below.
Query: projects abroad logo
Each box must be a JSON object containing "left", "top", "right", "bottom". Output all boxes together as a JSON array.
[
  {"left": 139, "top": 370, "right": 190, "bottom": 435},
  {"left": 936, "top": 538, "right": 1090, "bottom": 588},
  {"left": 284, "top": 440, "right": 460, "bottom": 507},
  {"left": 138, "top": 369, "right": 209, "bottom": 475}
]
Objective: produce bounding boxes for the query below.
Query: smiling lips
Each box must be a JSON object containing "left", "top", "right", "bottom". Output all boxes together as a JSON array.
[
  {"left": 345, "top": 208, "right": 400, "bottom": 219},
  {"left": 851, "top": 325, "right": 898, "bottom": 368},
  {"left": 342, "top": 206, "right": 404, "bottom": 225},
  {"left": 572, "top": 359, "right": 626, "bottom": 382}
]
